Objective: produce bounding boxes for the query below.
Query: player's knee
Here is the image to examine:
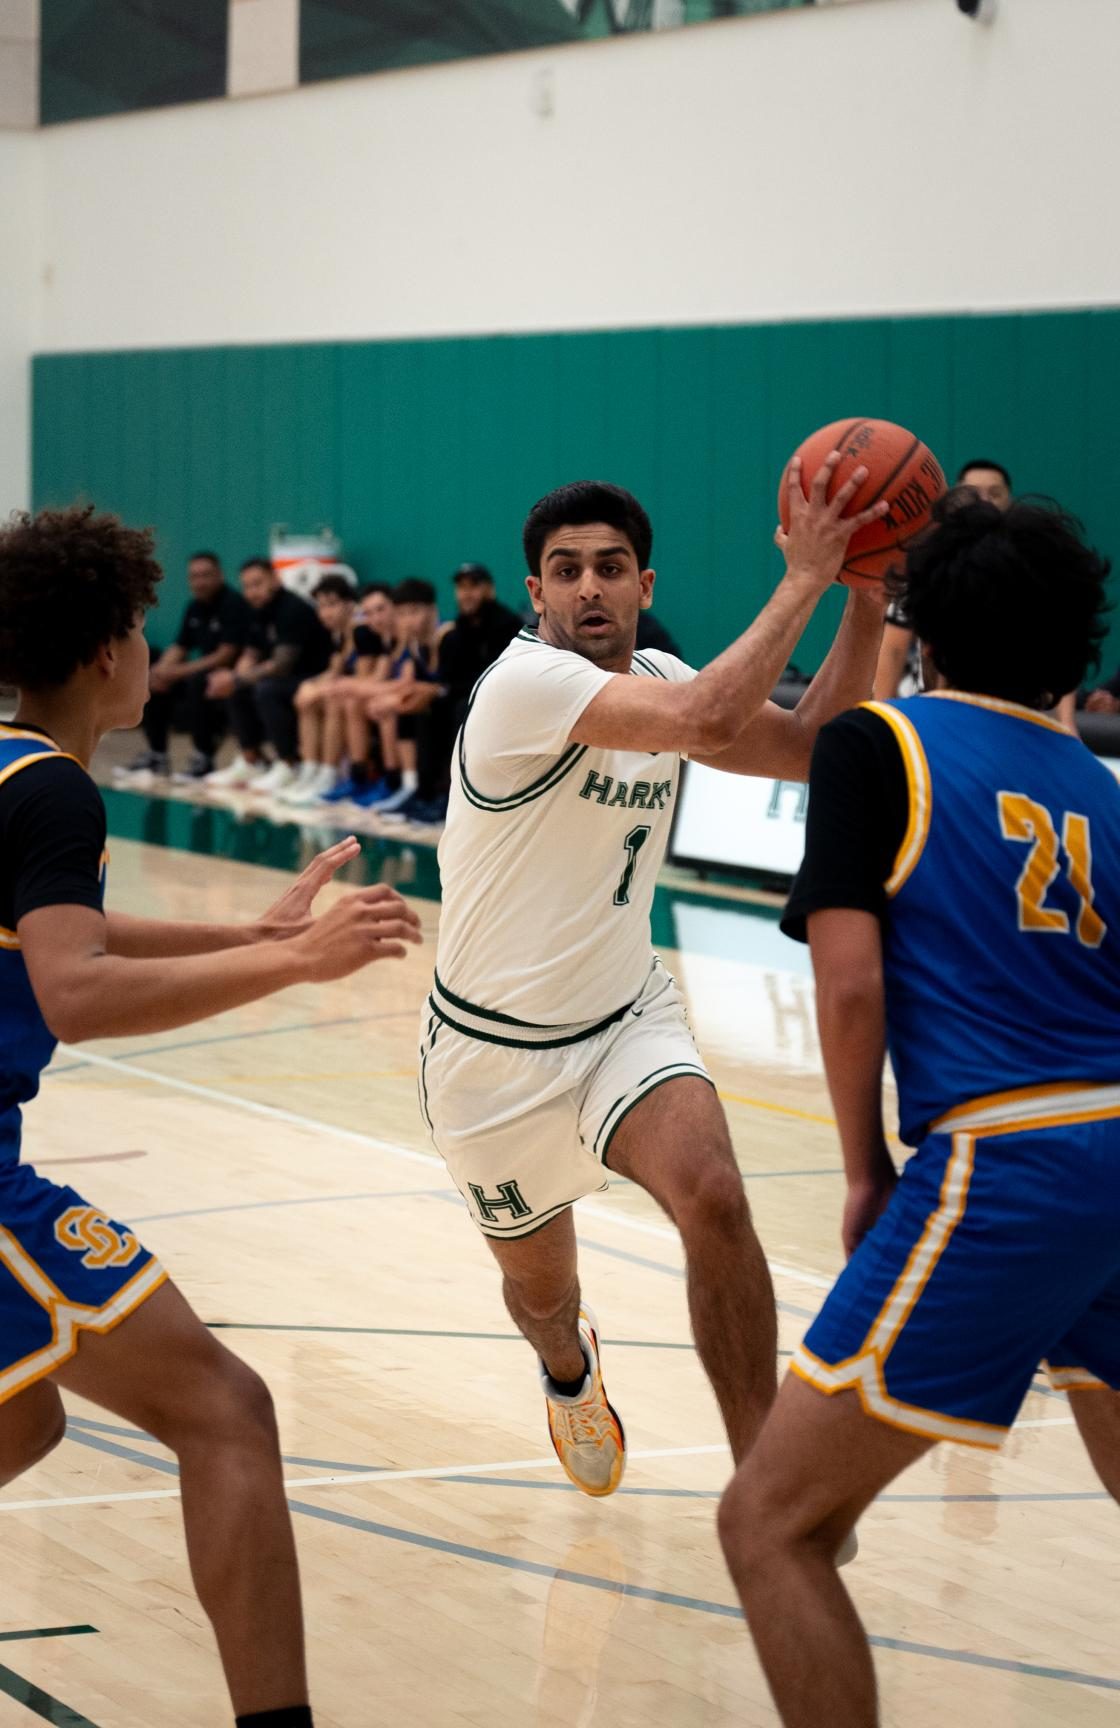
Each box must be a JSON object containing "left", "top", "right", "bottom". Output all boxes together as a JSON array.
[
  {"left": 0, "top": 1395, "right": 66, "bottom": 1487},
  {"left": 674, "top": 1154, "right": 749, "bottom": 1240},
  {"left": 717, "top": 1464, "right": 790, "bottom": 1586},
  {"left": 504, "top": 1271, "right": 577, "bottom": 1327}
]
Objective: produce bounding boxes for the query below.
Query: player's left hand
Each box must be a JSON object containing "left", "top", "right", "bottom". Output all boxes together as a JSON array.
[
  {"left": 842, "top": 1165, "right": 897, "bottom": 1260},
  {"left": 253, "top": 836, "right": 362, "bottom": 940}
]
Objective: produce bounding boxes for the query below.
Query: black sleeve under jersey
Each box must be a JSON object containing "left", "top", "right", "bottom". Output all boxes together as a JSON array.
[
  {"left": 0, "top": 757, "right": 107, "bottom": 930},
  {"left": 781, "top": 707, "right": 909, "bottom": 943}
]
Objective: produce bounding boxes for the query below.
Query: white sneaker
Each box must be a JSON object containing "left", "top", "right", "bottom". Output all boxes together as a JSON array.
[
  {"left": 281, "top": 764, "right": 337, "bottom": 806},
  {"left": 541, "top": 1305, "right": 626, "bottom": 1498},
  {"left": 204, "top": 754, "right": 265, "bottom": 789},
  {"left": 253, "top": 760, "right": 298, "bottom": 796}
]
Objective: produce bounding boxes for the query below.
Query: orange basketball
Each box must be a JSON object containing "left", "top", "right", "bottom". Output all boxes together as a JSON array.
[{"left": 778, "top": 417, "right": 946, "bottom": 589}]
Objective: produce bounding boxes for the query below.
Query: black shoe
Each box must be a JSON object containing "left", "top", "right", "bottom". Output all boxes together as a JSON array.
[
  {"left": 113, "top": 750, "right": 168, "bottom": 781},
  {"left": 173, "top": 751, "right": 215, "bottom": 783}
]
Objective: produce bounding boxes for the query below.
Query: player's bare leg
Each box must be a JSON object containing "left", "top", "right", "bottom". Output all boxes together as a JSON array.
[
  {"left": 1068, "top": 1385, "right": 1120, "bottom": 1503},
  {"left": 487, "top": 1212, "right": 626, "bottom": 1497},
  {"left": 487, "top": 1209, "right": 585, "bottom": 1385},
  {"left": 0, "top": 1380, "right": 66, "bottom": 1487},
  {"left": 606, "top": 1077, "right": 777, "bottom": 1462},
  {"left": 54, "top": 1281, "right": 309, "bottom": 1719},
  {"left": 718, "top": 1376, "right": 930, "bottom": 1728}
]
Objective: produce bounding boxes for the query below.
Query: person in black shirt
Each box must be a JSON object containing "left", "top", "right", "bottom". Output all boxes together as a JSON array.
[
  {"left": 205, "top": 558, "right": 331, "bottom": 795},
  {"left": 384, "top": 563, "right": 521, "bottom": 826},
  {"left": 0, "top": 501, "right": 420, "bottom": 1728},
  {"left": 635, "top": 608, "right": 683, "bottom": 658},
  {"left": 120, "top": 551, "right": 250, "bottom": 782}
]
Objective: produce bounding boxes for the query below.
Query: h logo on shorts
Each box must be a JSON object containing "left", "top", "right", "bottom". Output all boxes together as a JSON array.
[{"left": 469, "top": 1180, "right": 532, "bottom": 1225}]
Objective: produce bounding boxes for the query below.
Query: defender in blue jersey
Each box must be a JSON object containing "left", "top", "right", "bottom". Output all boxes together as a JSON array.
[
  {"left": 0, "top": 504, "right": 420, "bottom": 1728},
  {"left": 717, "top": 495, "right": 1120, "bottom": 1727}
]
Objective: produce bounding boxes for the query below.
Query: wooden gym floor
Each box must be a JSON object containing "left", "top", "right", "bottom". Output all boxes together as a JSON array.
[{"left": 0, "top": 786, "right": 1116, "bottom": 1727}]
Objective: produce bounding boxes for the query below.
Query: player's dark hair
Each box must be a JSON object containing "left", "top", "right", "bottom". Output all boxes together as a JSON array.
[
  {"left": 902, "top": 495, "right": 1110, "bottom": 707},
  {"left": 239, "top": 556, "right": 274, "bottom": 576},
  {"left": 312, "top": 573, "right": 354, "bottom": 602},
  {"left": 188, "top": 549, "right": 221, "bottom": 568},
  {"left": 522, "top": 482, "right": 653, "bottom": 577},
  {"left": 453, "top": 562, "right": 494, "bottom": 585},
  {"left": 393, "top": 577, "right": 437, "bottom": 606},
  {"left": 956, "top": 458, "right": 1012, "bottom": 492},
  {"left": 0, "top": 504, "right": 161, "bottom": 691},
  {"left": 359, "top": 581, "right": 394, "bottom": 601}
]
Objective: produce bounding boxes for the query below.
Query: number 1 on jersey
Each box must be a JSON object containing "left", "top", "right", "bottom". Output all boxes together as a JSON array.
[{"left": 615, "top": 825, "right": 651, "bottom": 906}]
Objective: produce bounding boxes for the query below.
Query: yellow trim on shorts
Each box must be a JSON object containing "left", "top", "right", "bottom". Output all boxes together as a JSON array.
[
  {"left": 930, "top": 1082, "right": 1120, "bottom": 1138},
  {"left": 791, "top": 1132, "right": 1010, "bottom": 1449},
  {"left": 0, "top": 1225, "right": 167, "bottom": 1405},
  {"left": 1046, "top": 1364, "right": 1110, "bottom": 1392},
  {"left": 858, "top": 701, "right": 932, "bottom": 895}
]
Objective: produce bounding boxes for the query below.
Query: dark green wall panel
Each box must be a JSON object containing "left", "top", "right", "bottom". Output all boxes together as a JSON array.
[
  {"left": 32, "top": 310, "right": 1120, "bottom": 674},
  {"left": 40, "top": 0, "right": 227, "bottom": 125}
]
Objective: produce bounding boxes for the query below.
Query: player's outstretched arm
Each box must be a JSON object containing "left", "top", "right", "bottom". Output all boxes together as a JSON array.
[
  {"left": 570, "top": 454, "right": 887, "bottom": 758},
  {"left": 105, "top": 837, "right": 363, "bottom": 958},
  {"left": 19, "top": 883, "right": 422, "bottom": 1044},
  {"left": 694, "top": 584, "right": 888, "bottom": 782}
]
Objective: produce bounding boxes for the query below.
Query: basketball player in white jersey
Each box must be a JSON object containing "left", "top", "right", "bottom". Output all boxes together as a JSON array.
[{"left": 421, "top": 460, "right": 888, "bottom": 1495}]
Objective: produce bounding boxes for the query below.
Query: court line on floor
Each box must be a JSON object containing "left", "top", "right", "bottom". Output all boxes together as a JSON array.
[
  {"left": 28, "top": 1434, "right": 1120, "bottom": 1691},
  {"left": 54, "top": 1046, "right": 840, "bottom": 1297},
  {"left": 130, "top": 1187, "right": 451, "bottom": 1225},
  {"left": 46, "top": 1011, "right": 411, "bottom": 1076},
  {"left": 207, "top": 1322, "right": 708, "bottom": 1351},
  {"left": 0, "top": 1625, "right": 102, "bottom": 1728}
]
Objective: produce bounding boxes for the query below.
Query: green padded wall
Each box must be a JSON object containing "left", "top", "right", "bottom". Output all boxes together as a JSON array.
[
  {"left": 31, "top": 310, "right": 1120, "bottom": 675},
  {"left": 40, "top": 0, "right": 228, "bottom": 126}
]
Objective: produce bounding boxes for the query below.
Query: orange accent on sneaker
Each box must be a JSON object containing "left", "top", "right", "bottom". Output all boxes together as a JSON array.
[{"left": 543, "top": 1306, "right": 626, "bottom": 1499}]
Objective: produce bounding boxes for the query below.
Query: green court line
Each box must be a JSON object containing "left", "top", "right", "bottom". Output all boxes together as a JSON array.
[
  {"left": 0, "top": 1629, "right": 101, "bottom": 1728},
  {"left": 0, "top": 1632, "right": 96, "bottom": 1646}
]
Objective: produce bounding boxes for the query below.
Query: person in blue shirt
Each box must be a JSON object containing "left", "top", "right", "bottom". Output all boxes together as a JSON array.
[
  {"left": 0, "top": 503, "right": 420, "bottom": 1728},
  {"left": 717, "top": 494, "right": 1120, "bottom": 1728}
]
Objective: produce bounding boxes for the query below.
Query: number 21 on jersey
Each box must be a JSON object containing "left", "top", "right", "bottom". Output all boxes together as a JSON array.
[{"left": 997, "top": 792, "right": 1106, "bottom": 948}]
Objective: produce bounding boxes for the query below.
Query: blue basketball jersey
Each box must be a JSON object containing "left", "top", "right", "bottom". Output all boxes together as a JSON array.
[
  {"left": 0, "top": 731, "right": 102, "bottom": 1166},
  {"left": 870, "top": 693, "right": 1120, "bottom": 1144}
]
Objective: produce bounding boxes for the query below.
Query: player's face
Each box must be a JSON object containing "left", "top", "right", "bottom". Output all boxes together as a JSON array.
[
  {"left": 395, "top": 601, "right": 428, "bottom": 643},
  {"left": 527, "top": 524, "right": 653, "bottom": 667},
  {"left": 187, "top": 559, "right": 222, "bottom": 602},
  {"left": 107, "top": 618, "right": 153, "bottom": 729},
  {"left": 959, "top": 466, "right": 1012, "bottom": 511}
]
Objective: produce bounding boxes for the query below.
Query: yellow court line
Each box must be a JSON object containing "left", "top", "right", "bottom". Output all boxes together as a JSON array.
[{"left": 717, "top": 1089, "right": 837, "bottom": 1128}]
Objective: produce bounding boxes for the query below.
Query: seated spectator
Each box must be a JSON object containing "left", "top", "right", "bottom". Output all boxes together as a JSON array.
[
  {"left": 1084, "top": 668, "right": 1120, "bottom": 715},
  {"left": 317, "top": 584, "right": 397, "bottom": 804},
  {"left": 352, "top": 577, "right": 449, "bottom": 812},
  {"left": 278, "top": 575, "right": 383, "bottom": 805},
  {"left": 204, "top": 557, "right": 331, "bottom": 794},
  {"left": 118, "top": 550, "right": 249, "bottom": 782},
  {"left": 383, "top": 563, "right": 521, "bottom": 826}
]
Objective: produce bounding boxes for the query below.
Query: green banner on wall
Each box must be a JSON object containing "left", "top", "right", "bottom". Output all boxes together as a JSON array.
[{"left": 300, "top": 0, "right": 814, "bottom": 85}]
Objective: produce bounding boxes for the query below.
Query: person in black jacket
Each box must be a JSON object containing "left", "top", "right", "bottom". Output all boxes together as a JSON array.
[
  {"left": 204, "top": 559, "right": 331, "bottom": 795},
  {"left": 118, "top": 551, "right": 250, "bottom": 782}
]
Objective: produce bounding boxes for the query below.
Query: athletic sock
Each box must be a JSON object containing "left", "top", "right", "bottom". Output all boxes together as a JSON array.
[
  {"left": 235, "top": 1708, "right": 313, "bottom": 1728},
  {"left": 547, "top": 1371, "right": 589, "bottom": 1398}
]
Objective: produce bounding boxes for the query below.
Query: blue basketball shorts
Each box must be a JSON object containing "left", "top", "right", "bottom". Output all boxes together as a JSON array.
[
  {"left": 0, "top": 1159, "right": 166, "bottom": 1405},
  {"left": 793, "top": 1087, "right": 1120, "bottom": 1447}
]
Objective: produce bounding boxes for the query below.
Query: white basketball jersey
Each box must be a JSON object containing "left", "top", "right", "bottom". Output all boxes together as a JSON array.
[{"left": 433, "top": 629, "right": 696, "bottom": 1035}]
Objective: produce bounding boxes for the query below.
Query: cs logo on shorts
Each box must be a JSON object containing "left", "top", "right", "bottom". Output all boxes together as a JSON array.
[
  {"left": 468, "top": 1181, "right": 531, "bottom": 1225},
  {"left": 54, "top": 1206, "right": 142, "bottom": 1270}
]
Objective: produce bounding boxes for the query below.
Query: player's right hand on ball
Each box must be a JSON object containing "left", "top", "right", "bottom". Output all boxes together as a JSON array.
[
  {"left": 780, "top": 452, "right": 889, "bottom": 592},
  {"left": 297, "top": 884, "right": 422, "bottom": 980}
]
